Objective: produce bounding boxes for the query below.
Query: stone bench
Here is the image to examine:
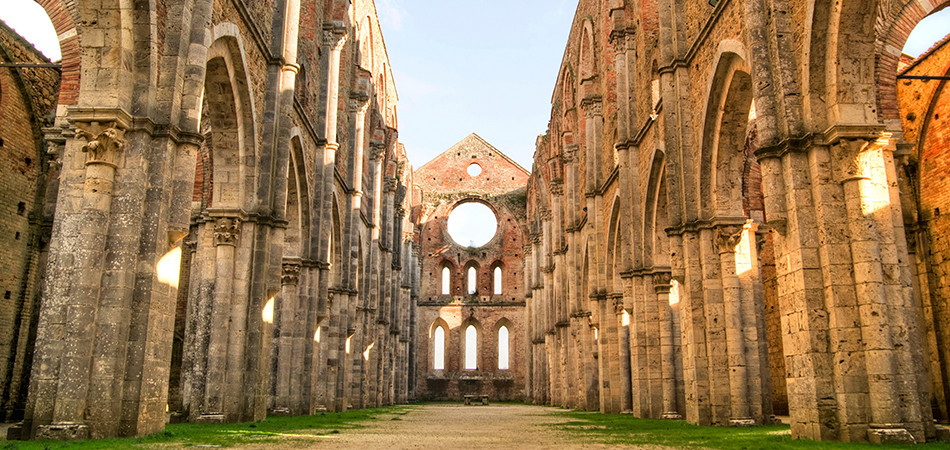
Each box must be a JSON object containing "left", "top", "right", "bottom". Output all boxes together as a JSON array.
[{"left": 463, "top": 394, "right": 489, "bottom": 405}]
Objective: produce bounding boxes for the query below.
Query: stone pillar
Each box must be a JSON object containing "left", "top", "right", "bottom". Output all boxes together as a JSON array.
[
  {"left": 272, "top": 261, "right": 300, "bottom": 414},
  {"left": 716, "top": 224, "right": 753, "bottom": 425},
  {"left": 655, "top": 271, "right": 682, "bottom": 419},
  {"left": 615, "top": 292, "right": 633, "bottom": 413},
  {"left": 758, "top": 129, "right": 934, "bottom": 442},
  {"left": 343, "top": 93, "right": 369, "bottom": 409}
]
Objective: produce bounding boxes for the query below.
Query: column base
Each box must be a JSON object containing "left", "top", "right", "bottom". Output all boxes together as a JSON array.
[
  {"left": 934, "top": 424, "right": 950, "bottom": 442},
  {"left": 729, "top": 418, "right": 756, "bottom": 427},
  {"left": 195, "top": 414, "right": 225, "bottom": 424},
  {"left": 661, "top": 412, "right": 683, "bottom": 420},
  {"left": 5, "top": 423, "right": 23, "bottom": 440},
  {"left": 35, "top": 422, "right": 90, "bottom": 440},
  {"left": 268, "top": 407, "right": 291, "bottom": 416},
  {"left": 868, "top": 427, "right": 916, "bottom": 444}
]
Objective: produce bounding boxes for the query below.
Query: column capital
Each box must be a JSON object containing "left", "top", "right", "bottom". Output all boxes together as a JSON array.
[
  {"left": 830, "top": 136, "right": 887, "bottom": 183},
  {"left": 348, "top": 92, "right": 370, "bottom": 114},
  {"left": 562, "top": 144, "right": 579, "bottom": 163},
  {"left": 75, "top": 121, "right": 125, "bottom": 167},
  {"left": 384, "top": 175, "right": 398, "bottom": 193},
  {"left": 549, "top": 179, "right": 563, "bottom": 196},
  {"left": 716, "top": 224, "right": 743, "bottom": 254},
  {"left": 369, "top": 141, "right": 387, "bottom": 160},
  {"left": 281, "top": 262, "right": 301, "bottom": 285},
  {"left": 580, "top": 96, "right": 603, "bottom": 118},
  {"left": 213, "top": 217, "right": 241, "bottom": 246},
  {"left": 322, "top": 23, "right": 347, "bottom": 51}
]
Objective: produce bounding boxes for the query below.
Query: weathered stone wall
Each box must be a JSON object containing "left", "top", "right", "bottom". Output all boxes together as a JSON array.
[
  {"left": 525, "top": 0, "right": 950, "bottom": 444},
  {"left": 4, "top": 0, "right": 419, "bottom": 441},
  {"left": 0, "top": 21, "right": 60, "bottom": 423}
]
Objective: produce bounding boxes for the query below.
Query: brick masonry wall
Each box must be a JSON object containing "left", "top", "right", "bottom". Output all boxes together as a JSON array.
[
  {"left": 898, "top": 34, "right": 950, "bottom": 422},
  {"left": 0, "top": 20, "right": 59, "bottom": 421},
  {"left": 413, "top": 134, "right": 529, "bottom": 401}
]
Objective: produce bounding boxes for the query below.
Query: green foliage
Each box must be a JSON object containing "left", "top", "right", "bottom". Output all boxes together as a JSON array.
[
  {"left": 550, "top": 411, "right": 950, "bottom": 449},
  {"left": 1, "top": 406, "right": 412, "bottom": 449}
]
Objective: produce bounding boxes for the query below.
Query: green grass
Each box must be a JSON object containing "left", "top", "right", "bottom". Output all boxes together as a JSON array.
[
  {"left": 550, "top": 411, "right": 950, "bottom": 449},
  {"left": 1, "top": 406, "right": 412, "bottom": 449}
]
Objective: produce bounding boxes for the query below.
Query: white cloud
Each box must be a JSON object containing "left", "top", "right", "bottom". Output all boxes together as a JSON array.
[{"left": 376, "top": 0, "right": 409, "bottom": 32}]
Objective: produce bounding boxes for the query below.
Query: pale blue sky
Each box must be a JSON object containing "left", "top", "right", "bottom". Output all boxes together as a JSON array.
[{"left": 2, "top": 1, "right": 948, "bottom": 172}]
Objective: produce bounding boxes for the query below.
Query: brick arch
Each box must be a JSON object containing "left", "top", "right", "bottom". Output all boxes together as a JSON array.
[
  {"left": 34, "top": 0, "right": 79, "bottom": 106},
  {"left": 460, "top": 316, "right": 482, "bottom": 370},
  {"left": 429, "top": 318, "right": 450, "bottom": 371},
  {"left": 875, "top": 0, "right": 950, "bottom": 132}
]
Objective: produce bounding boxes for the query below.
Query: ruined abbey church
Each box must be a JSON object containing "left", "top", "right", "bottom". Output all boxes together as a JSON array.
[{"left": 1, "top": 0, "right": 950, "bottom": 444}]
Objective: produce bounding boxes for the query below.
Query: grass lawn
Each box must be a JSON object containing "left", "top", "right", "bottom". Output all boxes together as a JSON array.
[
  {"left": 0, "top": 406, "right": 412, "bottom": 449},
  {"left": 551, "top": 411, "right": 950, "bottom": 449}
]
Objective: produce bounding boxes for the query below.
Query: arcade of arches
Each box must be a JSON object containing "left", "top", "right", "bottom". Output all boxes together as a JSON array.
[{"left": 0, "top": 0, "right": 949, "bottom": 445}]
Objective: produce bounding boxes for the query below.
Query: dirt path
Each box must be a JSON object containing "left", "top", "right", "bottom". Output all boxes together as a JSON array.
[{"left": 244, "top": 403, "right": 662, "bottom": 449}]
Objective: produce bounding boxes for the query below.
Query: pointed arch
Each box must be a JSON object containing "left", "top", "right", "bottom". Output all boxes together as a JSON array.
[
  {"left": 493, "top": 318, "right": 514, "bottom": 370},
  {"left": 202, "top": 28, "right": 259, "bottom": 211},
  {"left": 491, "top": 261, "right": 505, "bottom": 296},
  {"left": 643, "top": 149, "right": 669, "bottom": 268},
  {"left": 699, "top": 48, "right": 754, "bottom": 220},
  {"left": 464, "top": 260, "right": 480, "bottom": 295},
  {"left": 578, "top": 19, "right": 596, "bottom": 82},
  {"left": 461, "top": 317, "right": 482, "bottom": 370},
  {"left": 605, "top": 195, "right": 624, "bottom": 294}
]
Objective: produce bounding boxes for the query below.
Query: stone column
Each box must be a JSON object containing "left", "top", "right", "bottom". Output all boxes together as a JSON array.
[
  {"left": 716, "top": 224, "right": 753, "bottom": 425},
  {"left": 344, "top": 93, "right": 369, "bottom": 409},
  {"left": 204, "top": 217, "right": 242, "bottom": 422},
  {"left": 655, "top": 271, "right": 682, "bottom": 419},
  {"left": 272, "top": 261, "right": 300, "bottom": 414},
  {"left": 615, "top": 292, "right": 633, "bottom": 413},
  {"left": 758, "top": 128, "right": 934, "bottom": 442}
]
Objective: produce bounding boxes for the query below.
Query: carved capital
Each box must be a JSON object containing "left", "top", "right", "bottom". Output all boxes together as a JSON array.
[
  {"left": 369, "top": 141, "right": 387, "bottom": 160},
  {"left": 613, "top": 296, "right": 625, "bottom": 315},
  {"left": 831, "top": 138, "right": 874, "bottom": 183},
  {"left": 322, "top": 25, "right": 347, "bottom": 51},
  {"left": 550, "top": 180, "right": 564, "bottom": 196},
  {"left": 75, "top": 122, "right": 125, "bottom": 167},
  {"left": 564, "top": 144, "right": 579, "bottom": 163},
  {"left": 349, "top": 92, "right": 370, "bottom": 114},
  {"left": 282, "top": 263, "right": 301, "bottom": 285},
  {"left": 402, "top": 231, "right": 415, "bottom": 243},
  {"left": 716, "top": 225, "right": 743, "bottom": 254},
  {"left": 213, "top": 217, "right": 241, "bottom": 246},
  {"left": 580, "top": 96, "right": 603, "bottom": 118},
  {"left": 652, "top": 271, "right": 672, "bottom": 288},
  {"left": 384, "top": 176, "right": 398, "bottom": 193}
]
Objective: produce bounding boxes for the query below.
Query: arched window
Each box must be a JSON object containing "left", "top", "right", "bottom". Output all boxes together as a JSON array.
[
  {"left": 464, "top": 325, "right": 477, "bottom": 370},
  {"left": 498, "top": 325, "right": 509, "bottom": 370},
  {"left": 441, "top": 266, "right": 450, "bottom": 295},
  {"left": 467, "top": 266, "right": 477, "bottom": 294},
  {"left": 433, "top": 326, "right": 445, "bottom": 370},
  {"left": 493, "top": 266, "right": 502, "bottom": 295}
]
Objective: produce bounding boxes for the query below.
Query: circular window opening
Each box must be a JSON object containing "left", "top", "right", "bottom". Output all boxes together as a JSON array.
[
  {"left": 447, "top": 202, "right": 497, "bottom": 248},
  {"left": 467, "top": 163, "right": 482, "bottom": 177}
]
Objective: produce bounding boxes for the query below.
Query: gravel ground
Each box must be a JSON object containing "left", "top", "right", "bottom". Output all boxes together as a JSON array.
[{"left": 231, "top": 403, "right": 667, "bottom": 449}]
